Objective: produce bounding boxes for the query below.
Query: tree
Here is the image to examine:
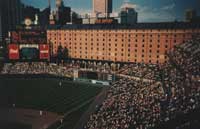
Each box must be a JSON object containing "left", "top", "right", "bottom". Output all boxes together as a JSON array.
[
  {"left": 62, "top": 47, "right": 69, "bottom": 59},
  {"left": 57, "top": 44, "right": 63, "bottom": 63}
]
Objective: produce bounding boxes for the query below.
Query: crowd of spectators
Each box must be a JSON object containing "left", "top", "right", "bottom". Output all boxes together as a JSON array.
[
  {"left": 0, "top": 62, "right": 74, "bottom": 77},
  {"left": 69, "top": 61, "right": 117, "bottom": 74},
  {"left": 167, "top": 36, "right": 200, "bottom": 80},
  {"left": 85, "top": 35, "right": 200, "bottom": 129},
  {"left": 117, "top": 63, "right": 161, "bottom": 81},
  {"left": 85, "top": 78, "right": 163, "bottom": 129},
  {"left": 160, "top": 36, "right": 200, "bottom": 126}
]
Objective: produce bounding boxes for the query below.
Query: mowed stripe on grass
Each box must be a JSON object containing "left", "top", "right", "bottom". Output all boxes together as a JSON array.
[{"left": 0, "top": 78, "right": 102, "bottom": 115}]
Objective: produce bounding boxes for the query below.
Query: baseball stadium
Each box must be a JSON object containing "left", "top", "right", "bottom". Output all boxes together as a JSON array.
[
  {"left": 1, "top": 34, "right": 200, "bottom": 129},
  {"left": 0, "top": 24, "right": 200, "bottom": 129},
  {"left": 1, "top": 0, "right": 200, "bottom": 128}
]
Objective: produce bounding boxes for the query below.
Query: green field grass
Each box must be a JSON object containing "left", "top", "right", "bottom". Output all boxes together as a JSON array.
[
  {"left": 0, "top": 78, "right": 102, "bottom": 115},
  {"left": 47, "top": 102, "right": 92, "bottom": 129},
  {"left": 0, "top": 121, "right": 31, "bottom": 129}
]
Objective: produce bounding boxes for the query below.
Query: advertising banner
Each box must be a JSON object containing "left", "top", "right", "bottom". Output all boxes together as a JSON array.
[
  {"left": 39, "top": 44, "right": 49, "bottom": 59},
  {"left": 8, "top": 44, "right": 19, "bottom": 60}
]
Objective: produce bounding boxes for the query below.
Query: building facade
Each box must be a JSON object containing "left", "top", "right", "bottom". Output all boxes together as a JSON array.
[
  {"left": 0, "top": 0, "right": 22, "bottom": 42},
  {"left": 47, "top": 22, "right": 200, "bottom": 64},
  {"left": 93, "top": 0, "right": 112, "bottom": 18}
]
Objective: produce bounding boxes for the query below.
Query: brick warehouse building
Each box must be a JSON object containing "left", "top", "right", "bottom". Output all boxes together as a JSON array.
[{"left": 47, "top": 22, "right": 200, "bottom": 64}]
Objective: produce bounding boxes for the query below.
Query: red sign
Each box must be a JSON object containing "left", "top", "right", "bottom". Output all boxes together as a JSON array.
[
  {"left": 95, "top": 18, "right": 116, "bottom": 24},
  {"left": 8, "top": 44, "right": 20, "bottom": 60},
  {"left": 39, "top": 44, "right": 49, "bottom": 59}
]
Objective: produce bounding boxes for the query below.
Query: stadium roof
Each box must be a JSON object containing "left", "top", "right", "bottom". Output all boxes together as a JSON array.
[{"left": 48, "top": 22, "right": 200, "bottom": 30}]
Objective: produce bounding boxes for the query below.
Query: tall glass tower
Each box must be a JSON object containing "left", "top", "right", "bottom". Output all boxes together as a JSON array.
[{"left": 93, "top": 0, "right": 112, "bottom": 18}]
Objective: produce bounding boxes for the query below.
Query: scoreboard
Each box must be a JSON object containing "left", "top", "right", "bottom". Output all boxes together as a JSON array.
[
  {"left": 8, "top": 28, "right": 49, "bottom": 61},
  {"left": 8, "top": 44, "right": 50, "bottom": 60},
  {"left": 10, "top": 30, "right": 46, "bottom": 44}
]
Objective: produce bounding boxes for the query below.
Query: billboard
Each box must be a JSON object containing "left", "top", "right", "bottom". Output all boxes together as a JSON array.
[
  {"left": 39, "top": 44, "right": 49, "bottom": 59},
  {"left": 8, "top": 44, "right": 19, "bottom": 60}
]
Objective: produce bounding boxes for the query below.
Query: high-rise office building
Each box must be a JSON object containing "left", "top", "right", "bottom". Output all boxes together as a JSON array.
[
  {"left": 22, "top": 5, "right": 40, "bottom": 22},
  {"left": 185, "top": 9, "right": 200, "bottom": 23},
  {"left": 0, "top": 0, "right": 22, "bottom": 42},
  {"left": 93, "top": 0, "right": 112, "bottom": 18},
  {"left": 71, "top": 12, "right": 82, "bottom": 24},
  {"left": 0, "top": 5, "right": 2, "bottom": 42},
  {"left": 56, "top": 0, "right": 63, "bottom": 8},
  {"left": 55, "top": 0, "right": 71, "bottom": 25},
  {"left": 21, "top": 0, "right": 50, "bottom": 27},
  {"left": 120, "top": 2, "right": 138, "bottom": 25},
  {"left": 185, "top": 9, "right": 197, "bottom": 22},
  {"left": 40, "top": 7, "right": 51, "bottom": 27},
  {"left": 39, "top": 0, "right": 51, "bottom": 27}
]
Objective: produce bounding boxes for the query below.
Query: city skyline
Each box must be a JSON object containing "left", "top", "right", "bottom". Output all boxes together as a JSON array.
[{"left": 21, "top": 0, "right": 200, "bottom": 22}]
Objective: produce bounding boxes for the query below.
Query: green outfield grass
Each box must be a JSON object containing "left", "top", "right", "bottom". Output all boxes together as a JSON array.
[
  {"left": 0, "top": 78, "right": 102, "bottom": 115},
  {"left": 0, "top": 121, "right": 31, "bottom": 129}
]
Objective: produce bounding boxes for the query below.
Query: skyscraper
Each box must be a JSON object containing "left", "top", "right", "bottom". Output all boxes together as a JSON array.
[
  {"left": 120, "top": 2, "right": 138, "bottom": 25},
  {"left": 55, "top": 0, "right": 71, "bottom": 25},
  {"left": 39, "top": 0, "right": 51, "bottom": 27},
  {"left": 0, "top": 0, "right": 22, "bottom": 42},
  {"left": 185, "top": 9, "right": 197, "bottom": 22},
  {"left": 21, "top": 0, "right": 50, "bottom": 27},
  {"left": 93, "top": 0, "right": 112, "bottom": 18},
  {"left": 185, "top": 9, "right": 200, "bottom": 22},
  {"left": 22, "top": 5, "right": 40, "bottom": 22},
  {"left": 0, "top": 4, "right": 2, "bottom": 42},
  {"left": 56, "top": 0, "right": 63, "bottom": 8}
]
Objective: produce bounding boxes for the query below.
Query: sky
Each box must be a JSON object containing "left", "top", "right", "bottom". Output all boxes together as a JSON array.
[{"left": 21, "top": 0, "right": 200, "bottom": 22}]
